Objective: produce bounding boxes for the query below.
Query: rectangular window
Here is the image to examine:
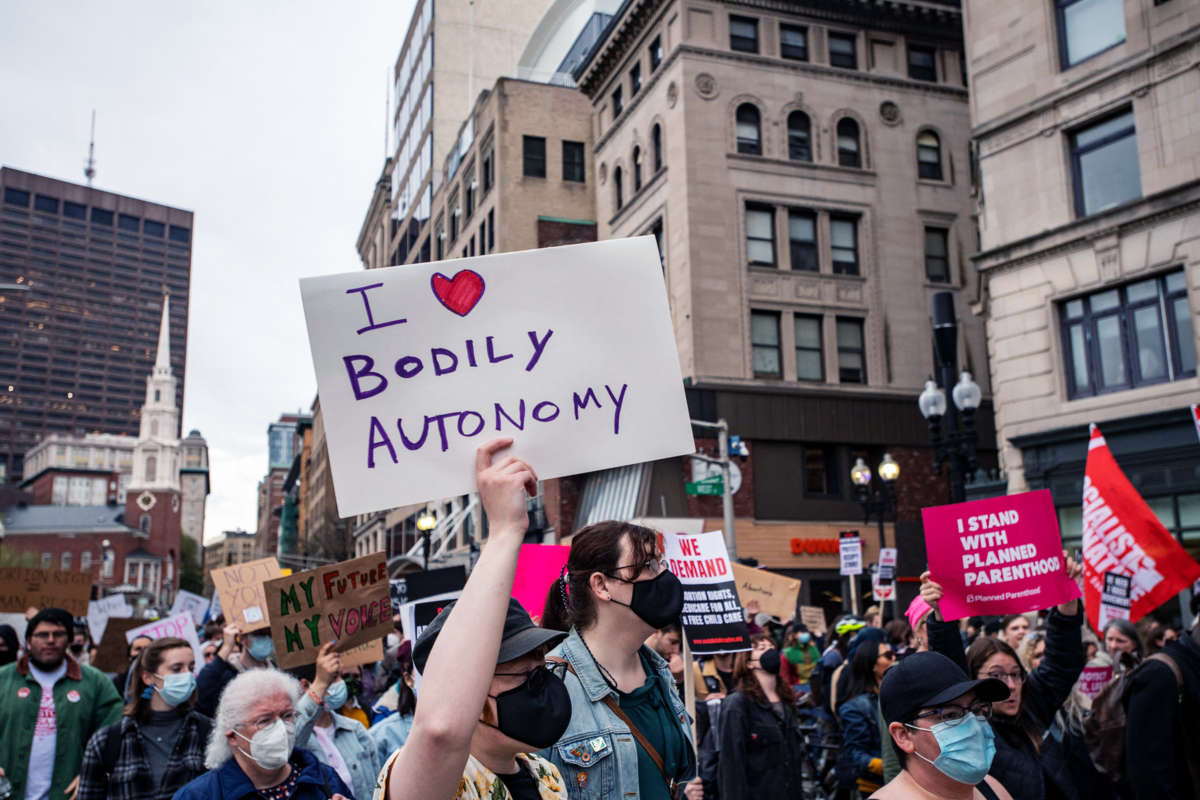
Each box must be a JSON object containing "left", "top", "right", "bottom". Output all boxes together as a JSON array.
[
  {"left": 4, "top": 187, "right": 30, "bottom": 206},
  {"left": 81, "top": 551, "right": 92, "bottom": 571},
  {"left": 61, "top": 552, "right": 71, "bottom": 570},
  {"left": 924, "top": 227, "right": 950, "bottom": 283},
  {"left": 563, "top": 140, "right": 586, "bottom": 182},
  {"left": 730, "top": 15, "right": 759, "bottom": 53},
  {"left": 908, "top": 45, "right": 937, "bottom": 81},
  {"left": 830, "top": 215, "right": 859, "bottom": 275},
  {"left": 612, "top": 86, "right": 623, "bottom": 117},
  {"left": 482, "top": 140, "right": 495, "bottom": 193},
  {"left": 487, "top": 208, "right": 495, "bottom": 251},
  {"left": 829, "top": 32, "right": 857, "bottom": 69},
  {"left": 64, "top": 201, "right": 86, "bottom": 219},
  {"left": 794, "top": 315, "right": 824, "bottom": 381},
  {"left": 435, "top": 217, "right": 444, "bottom": 260},
  {"left": 91, "top": 207, "right": 113, "bottom": 226},
  {"left": 479, "top": 220, "right": 487, "bottom": 254},
  {"left": 751, "top": 311, "right": 781, "bottom": 376},
  {"left": 837, "top": 318, "right": 867, "bottom": 383},
  {"left": 1056, "top": 0, "right": 1126, "bottom": 69},
  {"left": 630, "top": 62, "right": 642, "bottom": 96},
  {"left": 143, "top": 220, "right": 165, "bottom": 237},
  {"left": 649, "top": 35, "right": 663, "bottom": 70},
  {"left": 781, "top": 24, "right": 808, "bottom": 61},
  {"left": 169, "top": 225, "right": 190, "bottom": 243},
  {"left": 788, "top": 210, "right": 817, "bottom": 271},
  {"left": 1061, "top": 269, "right": 1195, "bottom": 398},
  {"left": 118, "top": 213, "right": 140, "bottom": 232},
  {"left": 469, "top": 235, "right": 476, "bottom": 257},
  {"left": 449, "top": 194, "right": 460, "bottom": 242},
  {"left": 465, "top": 169, "right": 476, "bottom": 220},
  {"left": 42, "top": 552, "right": 52, "bottom": 569},
  {"left": 746, "top": 205, "right": 775, "bottom": 266},
  {"left": 34, "top": 195, "right": 59, "bottom": 214},
  {"left": 805, "top": 447, "right": 838, "bottom": 495},
  {"left": 523, "top": 136, "right": 547, "bottom": 178},
  {"left": 1070, "top": 109, "right": 1140, "bottom": 217}
]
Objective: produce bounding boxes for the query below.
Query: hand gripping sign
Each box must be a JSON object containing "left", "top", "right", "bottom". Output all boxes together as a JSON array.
[
  {"left": 921, "top": 490, "right": 1080, "bottom": 620},
  {"left": 299, "top": 237, "right": 695, "bottom": 517}
]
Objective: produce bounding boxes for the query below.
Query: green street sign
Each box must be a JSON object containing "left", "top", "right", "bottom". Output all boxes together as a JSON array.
[{"left": 685, "top": 478, "right": 724, "bottom": 496}]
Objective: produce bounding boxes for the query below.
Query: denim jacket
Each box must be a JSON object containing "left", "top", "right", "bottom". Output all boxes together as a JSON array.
[{"left": 541, "top": 628, "right": 696, "bottom": 799}]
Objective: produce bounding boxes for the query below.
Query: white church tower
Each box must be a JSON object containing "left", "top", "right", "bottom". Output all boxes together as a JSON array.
[{"left": 128, "top": 294, "right": 181, "bottom": 494}]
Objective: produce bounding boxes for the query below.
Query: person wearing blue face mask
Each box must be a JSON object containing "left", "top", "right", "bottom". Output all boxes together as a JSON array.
[
  {"left": 196, "top": 623, "right": 276, "bottom": 718},
  {"left": 289, "top": 644, "right": 380, "bottom": 800},
  {"left": 874, "top": 651, "right": 1013, "bottom": 800},
  {"left": 77, "top": 637, "right": 212, "bottom": 800}
]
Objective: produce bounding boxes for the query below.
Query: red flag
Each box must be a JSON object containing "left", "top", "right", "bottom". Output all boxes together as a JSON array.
[{"left": 1082, "top": 424, "right": 1200, "bottom": 629}]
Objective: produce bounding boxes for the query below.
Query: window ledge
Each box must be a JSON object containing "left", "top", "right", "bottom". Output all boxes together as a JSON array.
[{"left": 917, "top": 178, "right": 952, "bottom": 188}]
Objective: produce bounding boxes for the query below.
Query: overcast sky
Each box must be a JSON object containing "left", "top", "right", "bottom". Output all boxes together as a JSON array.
[{"left": 1, "top": 1, "right": 415, "bottom": 543}]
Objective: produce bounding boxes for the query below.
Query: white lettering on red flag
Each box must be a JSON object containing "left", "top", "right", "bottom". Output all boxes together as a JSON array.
[{"left": 1081, "top": 423, "right": 1200, "bottom": 629}]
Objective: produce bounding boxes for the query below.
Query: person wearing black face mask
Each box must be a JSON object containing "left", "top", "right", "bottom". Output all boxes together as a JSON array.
[
  {"left": 375, "top": 438, "right": 572, "bottom": 800},
  {"left": 717, "top": 634, "right": 805, "bottom": 800}
]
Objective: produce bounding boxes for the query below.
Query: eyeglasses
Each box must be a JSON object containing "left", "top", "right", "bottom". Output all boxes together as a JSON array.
[
  {"left": 242, "top": 711, "right": 297, "bottom": 731},
  {"left": 606, "top": 557, "right": 668, "bottom": 579},
  {"left": 29, "top": 631, "right": 68, "bottom": 642},
  {"left": 912, "top": 701, "right": 992, "bottom": 726},
  {"left": 878, "top": 651, "right": 896, "bottom": 661},
  {"left": 981, "top": 670, "right": 1024, "bottom": 685}
]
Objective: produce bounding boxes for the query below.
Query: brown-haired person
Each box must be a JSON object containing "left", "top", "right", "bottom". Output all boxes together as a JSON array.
[
  {"left": 717, "top": 634, "right": 804, "bottom": 800},
  {"left": 541, "top": 522, "right": 702, "bottom": 799},
  {"left": 919, "top": 553, "right": 1086, "bottom": 800},
  {"left": 77, "top": 636, "right": 212, "bottom": 800}
]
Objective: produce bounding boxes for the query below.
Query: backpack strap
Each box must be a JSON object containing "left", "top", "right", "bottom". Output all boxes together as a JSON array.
[
  {"left": 976, "top": 777, "right": 1001, "bottom": 800},
  {"left": 1145, "top": 652, "right": 1184, "bottom": 703},
  {"left": 101, "top": 721, "right": 124, "bottom": 778},
  {"left": 546, "top": 656, "right": 677, "bottom": 795}
]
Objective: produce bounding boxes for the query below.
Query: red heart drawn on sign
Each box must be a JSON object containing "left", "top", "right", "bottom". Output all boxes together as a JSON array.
[{"left": 430, "top": 269, "right": 485, "bottom": 316}]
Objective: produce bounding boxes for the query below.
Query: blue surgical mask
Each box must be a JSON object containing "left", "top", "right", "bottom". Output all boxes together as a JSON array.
[
  {"left": 798, "top": 633, "right": 812, "bottom": 644},
  {"left": 247, "top": 635, "right": 275, "bottom": 662},
  {"left": 906, "top": 714, "right": 996, "bottom": 785},
  {"left": 155, "top": 672, "right": 196, "bottom": 707},
  {"left": 325, "top": 679, "right": 348, "bottom": 710}
]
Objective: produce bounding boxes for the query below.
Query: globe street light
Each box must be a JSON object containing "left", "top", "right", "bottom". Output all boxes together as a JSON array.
[
  {"left": 416, "top": 510, "right": 437, "bottom": 570},
  {"left": 851, "top": 454, "right": 900, "bottom": 618},
  {"left": 919, "top": 292, "right": 981, "bottom": 503}
]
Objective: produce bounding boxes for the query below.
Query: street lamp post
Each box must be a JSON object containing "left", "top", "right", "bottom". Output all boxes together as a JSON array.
[
  {"left": 689, "top": 418, "right": 743, "bottom": 560},
  {"left": 919, "top": 292, "right": 982, "bottom": 503},
  {"left": 851, "top": 453, "right": 899, "bottom": 617},
  {"left": 416, "top": 509, "right": 436, "bottom": 570}
]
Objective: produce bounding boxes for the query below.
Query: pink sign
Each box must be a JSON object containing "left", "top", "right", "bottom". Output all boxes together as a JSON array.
[
  {"left": 921, "top": 489, "right": 1081, "bottom": 621},
  {"left": 512, "top": 544, "right": 570, "bottom": 621},
  {"left": 1077, "top": 665, "right": 1114, "bottom": 699}
]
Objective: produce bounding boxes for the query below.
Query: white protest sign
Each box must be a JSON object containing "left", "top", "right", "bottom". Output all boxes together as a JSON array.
[
  {"left": 872, "top": 570, "right": 895, "bottom": 602},
  {"left": 87, "top": 594, "right": 132, "bottom": 644},
  {"left": 877, "top": 547, "right": 897, "bottom": 585},
  {"left": 170, "top": 589, "right": 209, "bottom": 627},
  {"left": 839, "top": 532, "right": 863, "bottom": 576},
  {"left": 125, "top": 612, "right": 204, "bottom": 674},
  {"left": 1098, "top": 571, "right": 1132, "bottom": 631},
  {"left": 300, "top": 237, "right": 695, "bottom": 516}
]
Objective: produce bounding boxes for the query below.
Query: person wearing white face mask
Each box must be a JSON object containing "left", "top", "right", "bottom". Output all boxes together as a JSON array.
[
  {"left": 289, "top": 644, "right": 380, "bottom": 800},
  {"left": 195, "top": 624, "right": 277, "bottom": 718},
  {"left": 171, "top": 668, "right": 351, "bottom": 800},
  {"left": 78, "top": 637, "right": 212, "bottom": 800}
]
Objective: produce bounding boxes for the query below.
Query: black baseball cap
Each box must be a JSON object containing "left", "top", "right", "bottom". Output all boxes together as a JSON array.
[
  {"left": 412, "top": 597, "right": 565, "bottom": 674},
  {"left": 879, "top": 651, "right": 1009, "bottom": 724}
]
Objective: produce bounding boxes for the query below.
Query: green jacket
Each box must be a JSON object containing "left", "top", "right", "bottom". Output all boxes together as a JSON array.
[{"left": 0, "top": 655, "right": 123, "bottom": 800}]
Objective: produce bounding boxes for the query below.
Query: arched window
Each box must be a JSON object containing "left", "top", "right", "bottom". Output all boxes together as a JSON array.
[
  {"left": 140, "top": 514, "right": 151, "bottom": 533},
  {"left": 144, "top": 455, "right": 157, "bottom": 482},
  {"left": 652, "top": 124, "right": 663, "bottom": 171},
  {"left": 837, "top": 118, "right": 861, "bottom": 167},
  {"left": 787, "top": 111, "right": 812, "bottom": 161},
  {"left": 917, "top": 131, "right": 943, "bottom": 180},
  {"left": 736, "top": 104, "right": 761, "bottom": 155},
  {"left": 614, "top": 166, "right": 624, "bottom": 210},
  {"left": 633, "top": 146, "right": 643, "bottom": 191}
]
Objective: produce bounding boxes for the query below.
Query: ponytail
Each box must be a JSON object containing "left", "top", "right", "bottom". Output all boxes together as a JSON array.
[{"left": 541, "top": 575, "right": 571, "bottom": 632}]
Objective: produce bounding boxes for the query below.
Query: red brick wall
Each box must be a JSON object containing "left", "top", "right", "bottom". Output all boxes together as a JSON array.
[
  {"left": 544, "top": 475, "right": 582, "bottom": 540},
  {"left": 1, "top": 530, "right": 143, "bottom": 592},
  {"left": 889, "top": 446, "right": 951, "bottom": 522}
]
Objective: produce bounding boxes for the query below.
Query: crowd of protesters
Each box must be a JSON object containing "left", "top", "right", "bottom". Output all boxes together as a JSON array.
[{"left": 0, "top": 441, "right": 1198, "bottom": 800}]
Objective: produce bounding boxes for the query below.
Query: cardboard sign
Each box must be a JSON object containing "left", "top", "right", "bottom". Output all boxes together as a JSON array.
[
  {"left": 0, "top": 567, "right": 93, "bottom": 616},
  {"left": 513, "top": 544, "right": 570, "bottom": 620},
  {"left": 877, "top": 548, "right": 898, "bottom": 585},
  {"left": 1098, "top": 572, "right": 1132, "bottom": 630},
  {"left": 211, "top": 557, "right": 283, "bottom": 632},
  {"left": 92, "top": 617, "right": 144, "bottom": 673},
  {"left": 170, "top": 589, "right": 210, "bottom": 627},
  {"left": 922, "top": 490, "right": 1081, "bottom": 621},
  {"left": 839, "top": 531, "right": 863, "bottom": 576},
  {"left": 341, "top": 637, "right": 385, "bottom": 669},
  {"left": 730, "top": 563, "right": 800, "bottom": 622},
  {"left": 87, "top": 595, "right": 132, "bottom": 644},
  {"left": 662, "top": 530, "right": 750, "bottom": 654},
  {"left": 800, "top": 605, "right": 827, "bottom": 636},
  {"left": 299, "top": 237, "right": 695, "bottom": 517},
  {"left": 125, "top": 613, "right": 205, "bottom": 674},
  {"left": 263, "top": 552, "right": 391, "bottom": 669},
  {"left": 1077, "top": 665, "right": 1114, "bottom": 700}
]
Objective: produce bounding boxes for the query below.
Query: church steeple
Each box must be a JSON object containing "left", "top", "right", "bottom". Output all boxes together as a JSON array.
[
  {"left": 128, "top": 293, "right": 180, "bottom": 493},
  {"left": 154, "top": 292, "right": 172, "bottom": 377}
]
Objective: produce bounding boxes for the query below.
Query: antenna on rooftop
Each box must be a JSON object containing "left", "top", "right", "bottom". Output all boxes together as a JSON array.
[{"left": 84, "top": 110, "right": 97, "bottom": 186}]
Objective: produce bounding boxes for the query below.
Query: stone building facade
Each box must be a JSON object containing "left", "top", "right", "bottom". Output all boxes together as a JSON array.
[{"left": 965, "top": 0, "right": 1200, "bottom": 554}]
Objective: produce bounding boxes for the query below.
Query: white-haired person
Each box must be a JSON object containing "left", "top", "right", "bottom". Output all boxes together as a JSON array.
[{"left": 171, "top": 668, "right": 352, "bottom": 800}]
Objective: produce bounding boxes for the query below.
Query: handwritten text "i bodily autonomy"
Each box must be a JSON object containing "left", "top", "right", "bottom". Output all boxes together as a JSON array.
[{"left": 337, "top": 280, "right": 631, "bottom": 468}]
